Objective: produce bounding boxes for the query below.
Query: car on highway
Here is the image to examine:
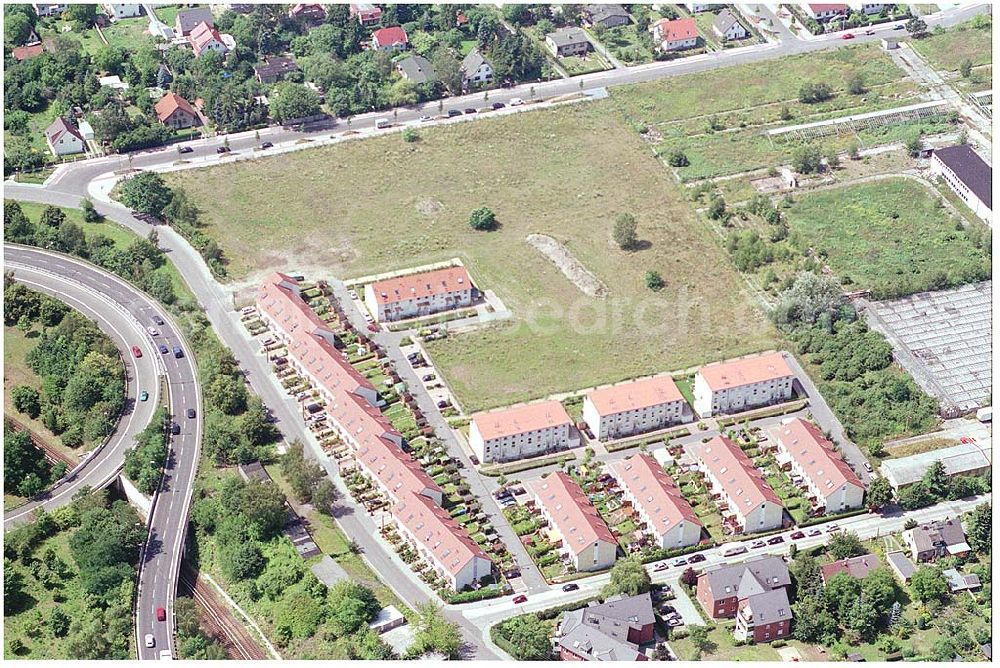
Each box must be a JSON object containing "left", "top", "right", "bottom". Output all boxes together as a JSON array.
[
  {"left": 562, "top": 583, "right": 579, "bottom": 592},
  {"left": 767, "top": 536, "right": 785, "bottom": 545},
  {"left": 790, "top": 531, "right": 805, "bottom": 540},
  {"left": 865, "top": 29, "right": 875, "bottom": 35},
  {"left": 158, "top": 344, "right": 169, "bottom": 354},
  {"left": 420, "top": 115, "right": 433, "bottom": 122},
  {"left": 156, "top": 607, "right": 166, "bottom": 622},
  {"left": 510, "top": 97, "right": 524, "bottom": 106},
  {"left": 261, "top": 141, "right": 273, "bottom": 149},
  {"left": 147, "top": 327, "right": 159, "bottom": 336},
  {"left": 132, "top": 345, "right": 143, "bottom": 358},
  {"left": 152, "top": 315, "right": 165, "bottom": 326},
  {"left": 170, "top": 422, "right": 180, "bottom": 435},
  {"left": 841, "top": 32, "right": 854, "bottom": 39},
  {"left": 448, "top": 109, "right": 462, "bottom": 117},
  {"left": 140, "top": 390, "right": 149, "bottom": 402},
  {"left": 177, "top": 146, "right": 193, "bottom": 154},
  {"left": 187, "top": 408, "right": 196, "bottom": 419},
  {"left": 492, "top": 102, "right": 506, "bottom": 110},
  {"left": 512, "top": 594, "right": 527, "bottom": 604},
  {"left": 145, "top": 634, "right": 155, "bottom": 648},
  {"left": 688, "top": 553, "right": 706, "bottom": 563},
  {"left": 464, "top": 107, "right": 477, "bottom": 114},
  {"left": 893, "top": 24, "right": 905, "bottom": 29},
  {"left": 216, "top": 146, "right": 231, "bottom": 154},
  {"left": 173, "top": 346, "right": 184, "bottom": 358}
]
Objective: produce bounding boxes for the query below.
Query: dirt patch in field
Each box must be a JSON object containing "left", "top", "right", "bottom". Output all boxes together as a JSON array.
[
  {"left": 526, "top": 233, "right": 608, "bottom": 298},
  {"left": 415, "top": 198, "right": 444, "bottom": 216}
]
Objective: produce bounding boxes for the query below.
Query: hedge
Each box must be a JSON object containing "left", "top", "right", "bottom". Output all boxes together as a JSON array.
[
  {"left": 604, "top": 426, "right": 693, "bottom": 453},
  {"left": 479, "top": 452, "right": 577, "bottom": 477},
  {"left": 716, "top": 399, "right": 809, "bottom": 428}
]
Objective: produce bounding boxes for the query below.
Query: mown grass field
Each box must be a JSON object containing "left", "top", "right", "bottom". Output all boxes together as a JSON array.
[
  {"left": 784, "top": 178, "right": 991, "bottom": 295},
  {"left": 911, "top": 19, "right": 993, "bottom": 72},
  {"left": 166, "top": 103, "right": 778, "bottom": 412}
]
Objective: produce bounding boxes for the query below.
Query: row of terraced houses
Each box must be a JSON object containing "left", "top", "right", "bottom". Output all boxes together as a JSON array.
[{"left": 257, "top": 272, "right": 493, "bottom": 591}]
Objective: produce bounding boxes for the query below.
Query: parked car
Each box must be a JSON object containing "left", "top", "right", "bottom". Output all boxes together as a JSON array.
[
  {"left": 512, "top": 594, "right": 527, "bottom": 604},
  {"left": 510, "top": 97, "right": 524, "bottom": 106},
  {"left": 422, "top": 374, "right": 436, "bottom": 382},
  {"left": 960, "top": 436, "right": 976, "bottom": 444},
  {"left": 672, "top": 558, "right": 688, "bottom": 567},
  {"left": 152, "top": 315, "right": 165, "bottom": 326},
  {"left": 654, "top": 562, "right": 669, "bottom": 572},
  {"left": 751, "top": 540, "right": 766, "bottom": 549},
  {"left": 492, "top": 102, "right": 505, "bottom": 110},
  {"left": 448, "top": 109, "right": 462, "bottom": 117},
  {"left": 216, "top": 146, "right": 231, "bottom": 154},
  {"left": 666, "top": 617, "right": 683, "bottom": 627},
  {"left": 158, "top": 344, "right": 168, "bottom": 354},
  {"left": 469, "top": 454, "right": 479, "bottom": 465},
  {"left": 420, "top": 115, "right": 433, "bottom": 122},
  {"left": 140, "top": 390, "right": 149, "bottom": 402},
  {"left": 464, "top": 107, "right": 477, "bottom": 114},
  {"left": 688, "top": 553, "right": 706, "bottom": 563},
  {"left": 145, "top": 634, "right": 156, "bottom": 648},
  {"left": 808, "top": 528, "right": 822, "bottom": 537},
  {"left": 864, "top": 461, "right": 873, "bottom": 472},
  {"left": 261, "top": 141, "right": 273, "bottom": 149},
  {"left": 436, "top": 400, "right": 449, "bottom": 409},
  {"left": 790, "top": 531, "right": 805, "bottom": 540},
  {"left": 177, "top": 146, "right": 193, "bottom": 154},
  {"left": 132, "top": 345, "right": 143, "bottom": 358},
  {"left": 865, "top": 29, "right": 875, "bottom": 35},
  {"left": 562, "top": 583, "right": 579, "bottom": 592},
  {"left": 767, "top": 536, "right": 785, "bottom": 545},
  {"left": 826, "top": 524, "right": 841, "bottom": 533}
]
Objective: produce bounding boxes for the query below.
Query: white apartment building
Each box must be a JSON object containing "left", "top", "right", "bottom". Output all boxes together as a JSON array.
[
  {"left": 609, "top": 455, "right": 703, "bottom": 549},
  {"left": 469, "top": 400, "right": 576, "bottom": 463},
  {"left": 930, "top": 145, "right": 992, "bottom": 224},
  {"left": 583, "top": 375, "right": 688, "bottom": 441},
  {"left": 364, "top": 265, "right": 474, "bottom": 323},
  {"left": 693, "top": 352, "right": 794, "bottom": 417},
  {"left": 689, "top": 436, "right": 784, "bottom": 533}
]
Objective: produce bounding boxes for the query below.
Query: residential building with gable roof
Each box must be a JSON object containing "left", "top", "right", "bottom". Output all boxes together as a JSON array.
[
  {"left": 820, "top": 553, "right": 881, "bottom": 583},
  {"left": 469, "top": 400, "right": 576, "bottom": 463},
  {"left": 803, "top": 3, "right": 850, "bottom": 21},
  {"left": 45, "top": 117, "right": 86, "bottom": 156},
  {"left": 698, "top": 555, "right": 792, "bottom": 642},
  {"left": 254, "top": 55, "right": 299, "bottom": 84},
  {"left": 528, "top": 471, "right": 618, "bottom": 572},
  {"left": 712, "top": 8, "right": 749, "bottom": 40},
  {"left": 688, "top": 435, "right": 784, "bottom": 533},
  {"left": 766, "top": 417, "right": 864, "bottom": 514},
  {"left": 546, "top": 27, "right": 591, "bottom": 57},
  {"left": 904, "top": 518, "right": 970, "bottom": 562},
  {"left": 189, "top": 21, "right": 228, "bottom": 57},
  {"left": 584, "top": 4, "right": 631, "bottom": 28},
  {"left": 693, "top": 351, "right": 794, "bottom": 417},
  {"left": 557, "top": 592, "right": 655, "bottom": 661},
  {"left": 350, "top": 2, "right": 382, "bottom": 26},
  {"left": 734, "top": 587, "right": 793, "bottom": 643},
  {"left": 154, "top": 91, "right": 199, "bottom": 129},
  {"left": 364, "top": 265, "right": 473, "bottom": 322},
  {"left": 583, "top": 375, "right": 688, "bottom": 441},
  {"left": 608, "top": 454, "right": 703, "bottom": 549},
  {"left": 650, "top": 17, "right": 699, "bottom": 51},
  {"left": 460, "top": 47, "right": 494, "bottom": 88},
  {"left": 175, "top": 7, "right": 214, "bottom": 36},
  {"left": 371, "top": 26, "right": 409, "bottom": 52},
  {"left": 396, "top": 55, "right": 436, "bottom": 85}
]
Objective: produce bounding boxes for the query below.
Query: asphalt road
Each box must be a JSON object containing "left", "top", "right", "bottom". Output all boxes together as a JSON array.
[
  {"left": 1, "top": 246, "right": 205, "bottom": 660},
  {"left": 2, "top": 249, "right": 160, "bottom": 528}
]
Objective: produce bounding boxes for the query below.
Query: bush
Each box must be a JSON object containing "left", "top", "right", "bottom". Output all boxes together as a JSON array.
[
  {"left": 666, "top": 149, "right": 689, "bottom": 167},
  {"left": 468, "top": 207, "right": 497, "bottom": 231},
  {"left": 799, "top": 82, "right": 834, "bottom": 103},
  {"left": 645, "top": 270, "right": 664, "bottom": 291}
]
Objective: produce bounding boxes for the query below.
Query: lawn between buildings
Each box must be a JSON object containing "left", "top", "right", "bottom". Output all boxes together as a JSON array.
[
  {"left": 910, "top": 18, "right": 993, "bottom": 73},
  {"left": 166, "top": 102, "right": 778, "bottom": 413}
]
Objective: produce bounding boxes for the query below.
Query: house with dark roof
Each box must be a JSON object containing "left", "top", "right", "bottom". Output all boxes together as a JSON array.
[
  {"left": 175, "top": 7, "right": 214, "bottom": 36},
  {"left": 930, "top": 145, "right": 992, "bottom": 223},
  {"left": 904, "top": 518, "right": 971, "bottom": 562},
  {"left": 154, "top": 91, "right": 199, "bottom": 129},
  {"left": 288, "top": 3, "right": 325, "bottom": 25},
  {"left": 820, "top": 553, "right": 880, "bottom": 583},
  {"left": 546, "top": 27, "right": 591, "bottom": 57},
  {"left": 45, "top": 117, "right": 86, "bottom": 156},
  {"left": 254, "top": 55, "right": 298, "bottom": 84},
  {"left": 943, "top": 568, "right": 982, "bottom": 593},
  {"left": 557, "top": 593, "right": 655, "bottom": 661},
  {"left": 698, "top": 556, "right": 792, "bottom": 643},
  {"left": 584, "top": 5, "right": 631, "bottom": 28},
  {"left": 460, "top": 47, "right": 493, "bottom": 88},
  {"left": 396, "top": 55, "right": 436, "bottom": 85},
  {"left": 735, "top": 587, "right": 793, "bottom": 643},
  {"left": 886, "top": 551, "right": 917, "bottom": 583},
  {"left": 712, "top": 8, "right": 749, "bottom": 41}
]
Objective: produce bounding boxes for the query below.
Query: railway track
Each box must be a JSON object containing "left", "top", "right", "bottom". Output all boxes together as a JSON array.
[
  {"left": 4, "top": 416, "right": 76, "bottom": 467},
  {"left": 178, "top": 564, "right": 268, "bottom": 660}
]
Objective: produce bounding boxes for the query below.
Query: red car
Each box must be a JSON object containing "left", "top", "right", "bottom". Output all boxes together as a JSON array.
[
  {"left": 156, "top": 607, "right": 166, "bottom": 622},
  {"left": 132, "top": 345, "right": 143, "bottom": 358},
  {"left": 512, "top": 594, "right": 528, "bottom": 604},
  {"left": 960, "top": 436, "right": 976, "bottom": 444},
  {"left": 790, "top": 531, "right": 805, "bottom": 540},
  {"left": 841, "top": 32, "right": 855, "bottom": 39}
]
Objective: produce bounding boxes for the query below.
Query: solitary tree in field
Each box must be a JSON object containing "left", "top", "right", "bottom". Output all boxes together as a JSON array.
[
  {"left": 960, "top": 58, "right": 973, "bottom": 79},
  {"left": 613, "top": 213, "right": 638, "bottom": 250},
  {"left": 905, "top": 17, "right": 927, "bottom": 36},
  {"left": 645, "top": 270, "right": 664, "bottom": 292},
  {"left": 468, "top": 207, "right": 498, "bottom": 231}
]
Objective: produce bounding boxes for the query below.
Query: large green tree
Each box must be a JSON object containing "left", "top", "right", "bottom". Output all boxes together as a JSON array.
[
  {"left": 602, "top": 556, "right": 651, "bottom": 598},
  {"left": 119, "top": 172, "right": 174, "bottom": 219}
]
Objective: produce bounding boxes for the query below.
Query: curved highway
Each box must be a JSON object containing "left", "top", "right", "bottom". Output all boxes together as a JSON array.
[{"left": 2, "top": 246, "right": 202, "bottom": 660}]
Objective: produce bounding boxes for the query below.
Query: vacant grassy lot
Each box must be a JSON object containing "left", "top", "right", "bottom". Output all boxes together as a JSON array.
[
  {"left": 167, "top": 103, "right": 777, "bottom": 411},
  {"left": 785, "top": 178, "right": 991, "bottom": 297},
  {"left": 911, "top": 20, "right": 993, "bottom": 72}
]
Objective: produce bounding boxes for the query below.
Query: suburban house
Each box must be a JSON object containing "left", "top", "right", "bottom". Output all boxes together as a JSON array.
[
  {"left": 393, "top": 492, "right": 493, "bottom": 591},
  {"left": 583, "top": 375, "right": 688, "bottom": 442},
  {"left": 189, "top": 21, "right": 228, "bottom": 57},
  {"left": 557, "top": 593, "right": 655, "bottom": 661},
  {"left": 350, "top": 2, "right": 382, "bottom": 26},
  {"left": 684, "top": 3, "right": 716, "bottom": 12},
  {"left": 288, "top": 3, "right": 326, "bottom": 24},
  {"left": 697, "top": 556, "right": 792, "bottom": 642},
  {"left": 820, "top": 553, "right": 881, "bottom": 583},
  {"left": 608, "top": 454, "right": 703, "bottom": 550},
  {"left": 255, "top": 271, "right": 490, "bottom": 592},
  {"left": 371, "top": 26, "right": 409, "bottom": 52},
  {"left": 943, "top": 568, "right": 981, "bottom": 593},
  {"left": 154, "top": 91, "right": 199, "bottom": 129},
  {"left": 363, "top": 265, "right": 474, "bottom": 322},
  {"left": 175, "top": 7, "right": 215, "bottom": 36},
  {"left": 930, "top": 145, "right": 992, "bottom": 224},
  {"left": 851, "top": 2, "right": 891, "bottom": 14},
  {"left": 31, "top": 3, "right": 67, "bottom": 17},
  {"left": 545, "top": 27, "right": 591, "bottom": 58},
  {"left": 254, "top": 55, "right": 299, "bottom": 84},
  {"left": 688, "top": 435, "right": 784, "bottom": 533},
  {"left": 469, "top": 400, "right": 576, "bottom": 464},
  {"left": 904, "top": 519, "right": 971, "bottom": 562},
  {"left": 886, "top": 551, "right": 917, "bottom": 583},
  {"left": 765, "top": 418, "right": 864, "bottom": 514},
  {"left": 103, "top": 3, "right": 142, "bottom": 19},
  {"left": 802, "top": 3, "right": 849, "bottom": 22},
  {"left": 527, "top": 471, "right": 618, "bottom": 572},
  {"left": 879, "top": 441, "right": 992, "bottom": 490},
  {"left": 693, "top": 351, "right": 795, "bottom": 417},
  {"left": 396, "top": 55, "right": 436, "bottom": 85},
  {"left": 44, "top": 117, "right": 86, "bottom": 156},
  {"left": 584, "top": 4, "right": 631, "bottom": 28},
  {"left": 650, "top": 17, "right": 699, "bottom": 51},
  {"left": 712, "top": 8, "right": 749, "bottom": 40},
  {"left": 460, "top": 48, "right": 493, "bottom": 88}
]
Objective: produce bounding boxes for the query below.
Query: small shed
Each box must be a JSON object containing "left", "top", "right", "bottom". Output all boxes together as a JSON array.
[{"left": 881, "top": 36, "right": 899, "bottom": 50}]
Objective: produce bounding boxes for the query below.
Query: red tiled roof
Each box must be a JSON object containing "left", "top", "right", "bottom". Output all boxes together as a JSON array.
[
  {"left": 327, "top": 390, "right": 400, "bottom": 446},
  {"left": 697, "top": 351, "right": 793, "bottom": 392},
  {"left": 372, "top": 25, "right": 408, "bottom": 47},
  {"left": 765, "top": 418, "right": 862, "bottom": 500},
  {"left": 820, "top": 553, "right": 880, "bottom": 582},
  {"left": 12, "top": 43, "right": 44, "bottom": 61},
  {"left": 154, "top": 91, "right": 197, "bottom": 123},
  {"left": 652, "top": 17, "right": 698, "bottom": 42},
  {"left": 471, "top": 400, "right": 572, "bottom": 442},
  {"left": 689, "top": 435, "right": 782, "bottom": 511},
  {"left": 808, "top": 3, "right": 849, "bottom": 12},
  {"left": 609, "top": 454, "right": 702, "bottom": 538},
  {"left": 189, "top": 21, "right": 224, "bottom": 55},
  {"left": 528, "top": 471, "right": 617, "bottom": 556},
  {"left": 370, "top": 266, "right": 472, "bottom": 305},
  {"left": 587, "top": 375, "right": 685, "bottom": 417},
  {"left": 355, "top": 432, "right": 439, "bottom": 503},
  {"left": 396, "top": 492, "right": 490, "bottom": 577},
  {"left": 45, "top": 117, "right": 85, "bottom": 146}
]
